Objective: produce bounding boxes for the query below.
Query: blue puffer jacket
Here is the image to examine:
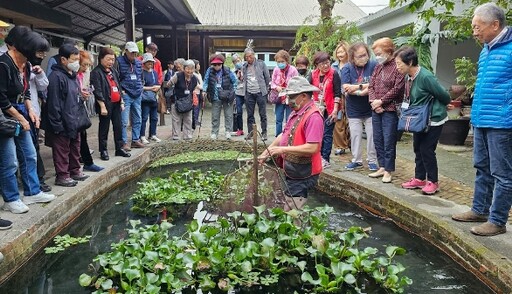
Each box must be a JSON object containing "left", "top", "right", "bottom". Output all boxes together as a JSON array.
[
  {"left": 471, "top": 27, "right": 512, "bottom": 129},
  {"left": 116, "top": 55, "right": 143, "bottom": 98}
]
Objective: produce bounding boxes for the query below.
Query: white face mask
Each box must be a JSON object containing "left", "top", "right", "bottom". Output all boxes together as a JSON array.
[
  {"left": 375, "top": 55, "right": 388, "bottom": 64},
  {"left": 67, "top": 60, "right": 80, "bottom": 72}
]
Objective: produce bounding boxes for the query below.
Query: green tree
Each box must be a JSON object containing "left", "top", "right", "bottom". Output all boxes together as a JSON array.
[{"left": 293, "top": 0, "right": 362, "bottom": 61}]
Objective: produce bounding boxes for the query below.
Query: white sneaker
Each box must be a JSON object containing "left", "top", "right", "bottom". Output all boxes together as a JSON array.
[
  {"left": 149, "top": 135, "right": 161, "bottom": 143},
  {"left": 23, "top": 192, "right": 56, "bottom": 205},
  {"left": 140, "top": 136, "right": 150, "bottom": 144},
  {"left": 322, "top": 158, "right": 331, "bottom": 169},
  {"left": 210, "top": 134, "right": 217, "bottom": 140},
  {"left": 225, "top": 133, "right": 231, "bottom": 140},
  {"left": 3, "top": 199, "right": 29, "bottom": 214}
]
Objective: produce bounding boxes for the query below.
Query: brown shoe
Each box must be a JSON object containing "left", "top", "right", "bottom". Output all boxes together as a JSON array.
[
  {"left": 122, "top": 143, "right": 132, "bottom": 151},
  {"left": 470, "top": 222, "right": 506, "bottom": 236},
  {"left": 452, "top": 211, "right": 487, "bottom": 222},
  {"left": 131, "top": 140, "right": 145, "bottom": 148}
]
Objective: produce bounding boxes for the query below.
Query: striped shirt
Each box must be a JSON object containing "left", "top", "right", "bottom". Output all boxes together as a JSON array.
[{"left": 368, "top": 57, "right": 406, "bottom": 112}]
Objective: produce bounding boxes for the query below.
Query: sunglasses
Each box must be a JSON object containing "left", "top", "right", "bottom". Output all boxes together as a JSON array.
[{"left": 212, "top": 63, "right": 222, "bottom": 66}]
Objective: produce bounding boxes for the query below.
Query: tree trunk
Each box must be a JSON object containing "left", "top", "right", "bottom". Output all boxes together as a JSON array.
[{"left": 318, "top": 0, "right": 336, "bottom": 21}]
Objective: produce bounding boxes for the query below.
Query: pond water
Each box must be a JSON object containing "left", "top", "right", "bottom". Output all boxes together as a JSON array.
[{"left": 0, "top": 162, "right": 493, "bottom": 294}]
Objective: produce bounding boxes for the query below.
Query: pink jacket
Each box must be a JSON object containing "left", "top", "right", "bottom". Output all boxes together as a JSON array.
[{"left": 271, "top": 65, "right": 299, "bottom": 90}]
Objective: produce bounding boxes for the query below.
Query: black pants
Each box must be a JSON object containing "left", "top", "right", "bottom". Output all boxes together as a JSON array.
[
  {"left": 412, "top": 125, "right": 443, "bottom": 182},
  {"left": 98, "top": 102, "right": 124, "bottom": 152},
  {"left": 80, "top": 130, "right": 93, "bottom": 166},
  {"left": 245, "top": 92, "right": 267, "bottom": 135}
]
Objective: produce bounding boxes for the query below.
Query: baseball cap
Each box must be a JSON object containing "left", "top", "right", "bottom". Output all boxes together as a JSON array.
[
  {"left": 142, "top": 53, "right": 155, "bottom": 63},
  {"left": 125, "top": 41, "right": 139, "bottom": 53}
]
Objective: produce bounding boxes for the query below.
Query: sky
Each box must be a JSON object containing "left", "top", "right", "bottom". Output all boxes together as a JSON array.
[{"left": 351, "top": 0, "right": 390, "bottom": 14}]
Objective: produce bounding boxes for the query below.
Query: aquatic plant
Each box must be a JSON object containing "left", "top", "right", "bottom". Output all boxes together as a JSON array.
[
  {"left": 130, "top": 168, "right": 225, "bottom": 216},
  {"left": 44, "top": 234, "right": 91, "bottom": 254},
  {"left": 150, "top": 151, "right": 251, "bottom": 168},
  {"left": 79, "top": 206, "right": 412, "bottom": 293}
]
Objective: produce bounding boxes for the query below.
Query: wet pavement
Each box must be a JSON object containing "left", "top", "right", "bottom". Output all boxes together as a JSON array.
[{"left": 0, "top": 103, "right": 511, "bottom": 292}]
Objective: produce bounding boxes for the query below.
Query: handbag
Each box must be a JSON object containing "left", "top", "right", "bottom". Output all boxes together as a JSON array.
[
  {"left": 0, "top": 112, "right": 21, "bottom": 137},
  {"left": 77, "top": 101, "right": 92, "bottom": 131},
  {"left": 397, "top": 97, "right": 433, "bottom": 133},
  {"left": 142, "top": 90, "right": 157, "bottom": 103},
  {"left": 268, "top": 89, "right": 280, "bottom": 104},
  {"left": 218, "top": 89, "right": 235, "bottom": 103},
  {"left": 175, "top": 94, "right": 193, "bottom": 113}
]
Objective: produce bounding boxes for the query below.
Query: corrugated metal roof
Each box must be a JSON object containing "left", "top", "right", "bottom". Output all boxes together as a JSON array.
[{"left": 186, "top": 0, "right": 366, "bottom": 30}]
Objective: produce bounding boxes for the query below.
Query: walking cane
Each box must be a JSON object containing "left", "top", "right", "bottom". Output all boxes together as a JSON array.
[{"left": 197, "top": 96, "right": 205, "bottom": 138}]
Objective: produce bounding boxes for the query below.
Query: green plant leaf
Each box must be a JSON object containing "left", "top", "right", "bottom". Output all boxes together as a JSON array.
[{"left": 78, "top": 274, "right": 92, "bottom": 287}]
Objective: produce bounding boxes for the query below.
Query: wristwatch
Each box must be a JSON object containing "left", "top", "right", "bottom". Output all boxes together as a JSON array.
[{"left": 359, "top": 84, "right": 363, "bottom": 90}]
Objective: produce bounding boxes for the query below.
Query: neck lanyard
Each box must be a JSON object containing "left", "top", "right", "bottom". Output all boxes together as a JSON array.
[
  {"left": 404, "top": 67, "right": 421, "bottom": 101},
  {"left": 356, "top": 65, "right": 365, "bottom": 83}
]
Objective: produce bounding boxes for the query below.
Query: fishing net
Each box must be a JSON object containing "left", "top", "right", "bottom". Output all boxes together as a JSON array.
[{"left": 205, "top": 160, "right": 288, "bottom": 215}]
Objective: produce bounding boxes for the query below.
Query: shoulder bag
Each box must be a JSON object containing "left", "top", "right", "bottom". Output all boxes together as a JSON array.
[
  {"left": 77, "top": 100, "right": 92, "bottom": 131},
  {"left": 141, "top": 71, "right": 158, "bottom": 103},
  {"left": 397, "top": 96, "right": 433, "bottom": 133}
]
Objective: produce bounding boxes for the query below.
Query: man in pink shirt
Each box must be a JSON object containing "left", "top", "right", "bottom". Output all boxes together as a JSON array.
[{"left": 259, "top": 76, "right": 324, "bottom": 210}]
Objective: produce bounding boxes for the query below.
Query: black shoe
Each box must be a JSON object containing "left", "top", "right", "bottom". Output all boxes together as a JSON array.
[
  {"left": 55, "top": 177, "right": 78, "bottom": 187},
  {"left": 115, "top": 149, "right": 131, "bottom": 157},
  {"left": 40, "top": 182, "right": 52, "bottom": 192},
  {"left": 0, "top": 218, "right": 13, "bottom": 230},
  {"left": 100, "top": 151, "right": 109, "bottom": 161},
  {"left": 71, "top": 173, "right": 89, "bottom": 181}
]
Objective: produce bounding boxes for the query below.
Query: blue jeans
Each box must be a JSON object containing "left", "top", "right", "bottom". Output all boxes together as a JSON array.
[
  {"left": 275, "top": 103, "right": 292, "bottom": 136},
  {"left": 372, "top": 111, "right": 398, "bottom": 171},
  {"left": 0, "top": 131, "right": 40, "bottom": 203},
  {"left": 234, "top": 95, "right": 245, "bottom": 131},
  {"left": 121, "top": 93, "right": 142, "bottom": 143},
  {"left": 321, "top": 113, "right": 335, "bottom": 162},
  {"left": 471, "top": 127, "right": 512, "bottom": 227},
  {"left": 141, "top": 101, "right": 158, "bottom": 137}
]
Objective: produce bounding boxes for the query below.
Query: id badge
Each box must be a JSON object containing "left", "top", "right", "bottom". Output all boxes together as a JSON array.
[
  {"left": 216, "top": 84, "right": 221, "bottom": 88},
  {"left": 184, "top": 90, "right": 190, "bottom": 95},
  {"left": 112, "top": 86, "right": 119, "bottom": 92},
  {"left": 401, "top": 102, "right": 409, "bottom": 109},
  {"left": 250, "top": 77, "right": 256, "bottom": 81},
  {"left": 130, "top": 74, "right": 137, "bottom": 80}
]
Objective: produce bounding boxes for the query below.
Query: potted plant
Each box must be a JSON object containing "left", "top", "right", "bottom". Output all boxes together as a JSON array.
[{"left": 439, "top": 57, "right": 476, "bottom": 145}]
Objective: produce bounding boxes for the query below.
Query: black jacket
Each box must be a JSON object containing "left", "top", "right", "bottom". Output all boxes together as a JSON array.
[
  {"left": 46, "top": 64, "right": 81, "bottom": 138},
  {"left": 90, "top": 64, "right": 121, "bottom": 113}
]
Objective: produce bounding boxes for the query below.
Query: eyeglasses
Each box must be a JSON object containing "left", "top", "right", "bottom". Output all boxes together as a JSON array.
[
  {"left": 35, "top": 51, "right": 47, "bottom": 58},
  {"left": 318, "top": 60, "right": 330, "bottom": 67},
  {"left": 354, "top": 53, "right": 368, "bottom": 59},
  {"left": 287, "top": 93, "right": 302, "bottom": 100}
]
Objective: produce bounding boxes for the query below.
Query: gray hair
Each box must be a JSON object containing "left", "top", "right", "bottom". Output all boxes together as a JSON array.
[
  {"left": 244, "top": 47, "right": 255, "bottom": 56},
  {"left": 174, "top": 58, "right": 185, "bottom": 66},
  {"left": 474, "top": 2, "right": 506, "bottom": 28},
  {"left": 183, "top": 59, "right": 195, "bottom": 68}
]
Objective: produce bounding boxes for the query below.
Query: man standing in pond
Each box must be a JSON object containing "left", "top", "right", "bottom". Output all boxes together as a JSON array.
[
  {"left": 242, "top": 48, "right": 270, "bottom": 140},
  {"left": 259, "top": 76, "right": 324, "bottom": 211},
  {"left": 452, "top": 2, "right": 512, "bottom": 236}
]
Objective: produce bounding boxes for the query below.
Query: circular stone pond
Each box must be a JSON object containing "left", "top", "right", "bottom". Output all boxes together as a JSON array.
[{"left": 0, "top": 157, "right": 494, "bottom": 293}]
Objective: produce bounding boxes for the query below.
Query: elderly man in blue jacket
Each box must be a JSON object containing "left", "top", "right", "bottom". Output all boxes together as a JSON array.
[
  {"left": 117, "top": 41, "right": 144, "bottom": 150},
  {"left": 452, "top": 2, "right": 512, "bottom": 236}
]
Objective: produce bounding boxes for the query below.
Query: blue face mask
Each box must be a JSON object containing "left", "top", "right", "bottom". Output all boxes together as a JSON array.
[
  {"left": 235, "top": 62, "right": 243, "bottom": 69},
  {"left": 277, "top": 62, "right": 286, "bottom": 70}
]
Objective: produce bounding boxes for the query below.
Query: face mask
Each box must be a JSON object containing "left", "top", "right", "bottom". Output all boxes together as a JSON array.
[
  {"left": 29, "top": 56, "right": 44, "bottom": 66},
  {"left": 277, "top": 62, "right": 286, "bottom": 70},
  {"left": 67, "top": 60, "right": 80, "bottom": 72},
  {"left": 235, "top": 62, "right": 243, "bottom": 70},
  {"left": 298, "top": 68, "right": 307, "bottom": 75},
  {"left": 288, "top": 95, "right": 303, "bottom": 110},
  {"left": 375, "top": 55, "right": 387, "bottom": 64}
]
